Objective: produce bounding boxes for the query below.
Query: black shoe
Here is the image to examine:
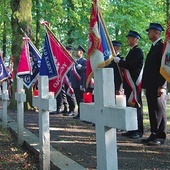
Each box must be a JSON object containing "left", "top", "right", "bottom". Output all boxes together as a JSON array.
[
  {"left": 122, "top": 131, "right": 134, "bottom": 137},
  {"left": 147, "top": 139, "right": 164, "bottom": 146},
  {"left": 141, "top": 133, "right": 156, "bottom": 143},
  {"left": 131, "top": 133, "right": 142, "bottom": 139},
  {"left": 63, "top": 111, "right": 74, "bottom": 116}
]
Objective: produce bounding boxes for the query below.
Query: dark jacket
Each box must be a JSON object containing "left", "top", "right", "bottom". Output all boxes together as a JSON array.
[
  {"left": 69, "top": 57, "right": 86, "bottom": 88},
  {"left": 119, "top": 45, "right": 144, "bottom": 90},
  {"left": 142, "top": 39, "right": 166, "bottom": 89}
]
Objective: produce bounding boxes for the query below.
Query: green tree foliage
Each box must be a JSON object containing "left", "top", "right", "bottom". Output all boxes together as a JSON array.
[
  {"left": 0, "top": 0, "right": 169, "bottom": 109},
  {"left": 0, "top": 0, "right": 169, "bottom": 59},
  {"left": 0, "top": 0, "right": 12, "bottom": 60}
]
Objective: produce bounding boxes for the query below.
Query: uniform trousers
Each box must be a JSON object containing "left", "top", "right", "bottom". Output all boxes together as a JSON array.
[
  {"left": 73, "top": 88, "right": 84, "bottom": 117},
  {"left": 145, "top": 88, "right": 167, "bottom": 139}
]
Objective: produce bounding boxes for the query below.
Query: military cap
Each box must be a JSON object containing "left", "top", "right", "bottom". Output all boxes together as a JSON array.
[
  {"left": 146, "top": 23, "right": 164, "bottom": 32},
  {"left": 126, "top": 30, "right": 141, "bottom": 39},
  {"left": 66, "top": 45, "right": 74, "bottom": 51},
  {"left": 77, "top": 45, "right": 86, "bottom": 53},
  {"left": 112, "top": 40, "right": 122, "bottom": 47}
]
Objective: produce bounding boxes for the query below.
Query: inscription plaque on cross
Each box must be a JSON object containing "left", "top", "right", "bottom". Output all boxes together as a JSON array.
[
  {"left": 80, "top": 68, "right": 138, "bottom": 170},
  {"left": 15, "top": 77, "right": 26, "bottom": 145},
  {"left": 32, "top": 76, "right": 56, "bottom": 170}
]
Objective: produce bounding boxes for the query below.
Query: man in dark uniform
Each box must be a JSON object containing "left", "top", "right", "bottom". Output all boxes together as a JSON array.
[
  {"left": 69, "top": 45, "right": 86, "bottom": 119},
  {"left": 141, "top": 23, "right": 167, "bottom": 145},
  {"left": 62, "top": 46, "right": 76, "bottom": 116},
  {"left": 107, "top": 40, "right": 123, "bottom": 95},
  {"left": 114, "top": 30, "right": 144, "bottom": 139}
]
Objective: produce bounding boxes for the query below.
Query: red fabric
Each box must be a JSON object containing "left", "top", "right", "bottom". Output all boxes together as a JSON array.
[
  {"left": 46, "top": 31, "right": 73, "bottom": 97},
  {"left": 17, "top": 37, "right": 32, "bottom": 75}
]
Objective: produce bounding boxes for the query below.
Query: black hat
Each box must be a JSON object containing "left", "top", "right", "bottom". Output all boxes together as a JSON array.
[
  {"left": 112, "top": 40, "right": 122, "bottom": 47},
  {"left": 146, "top": 23, "right": 164, "bottom": 32},
  {"left": 126, "top": 30, "right": 141, "bottom": 39},
  {"left": 77, "top": 45, "right": 86, "bottom": 53},
  {"left": 66, "top": 45, "right": 74, "bottom": 51}
]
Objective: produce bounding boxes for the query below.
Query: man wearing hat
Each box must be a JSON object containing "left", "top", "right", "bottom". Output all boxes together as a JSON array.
[
  {"left": 141, "top": 23, "right": 167, "bottom": 145},
  {"left": 114, "top": 30, "right": 144, "bottom": 139},
  {"left": 106, "top": 40, "right": 123, "bottom": 95},
  {"left": 69, "top": 45, "right": 86, "bottom": 119}
]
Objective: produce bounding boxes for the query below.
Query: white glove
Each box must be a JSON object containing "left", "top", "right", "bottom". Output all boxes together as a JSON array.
[
  {"left": 76, "top": 64, "right": 82, "bottom": 70},
  {"left": 80, "top": 85, "right": 85, "bottom": 92},
  {"left": 114, "top": 57, "right": 121, "bottom": 63}
]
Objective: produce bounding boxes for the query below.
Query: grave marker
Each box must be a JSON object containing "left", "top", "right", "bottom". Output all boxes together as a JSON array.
[
  {"left": 32, "top": 76, "right": 56, "bottom": 170},
  {"left": 80, "top": 68, "right": 138, "bottom": 170},
  {"left": 15, "top": 77, "right": 26, "bottom": 145},
  {"left": 1, "top": 81, "right": 9, "bottom": 128}
]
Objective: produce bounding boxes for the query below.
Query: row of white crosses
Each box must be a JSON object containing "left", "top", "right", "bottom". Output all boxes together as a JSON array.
[
  {"left": 14, "top": 76, "right": 56, "bottom": 170},
  {"left": 1, "top": 68, "right": 137, "bottom": 170}
]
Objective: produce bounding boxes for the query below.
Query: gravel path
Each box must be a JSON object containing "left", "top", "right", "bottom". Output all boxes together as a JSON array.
[{"left": 7, "top": 109, "right": 170, "bottom": 170}]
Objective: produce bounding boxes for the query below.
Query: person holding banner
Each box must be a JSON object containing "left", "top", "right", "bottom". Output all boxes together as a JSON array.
[
  {"left": 106, "top": 40, "right": 123, "bottom": 95},
  {"left": 114, "top": 30, "right": 144, "bottom": 139},
  {"left": 69, "top": 45, "right": 86, "bottom": 119},
  {"left": 141, "top": 23, "right": 167, "bottom": 146}
]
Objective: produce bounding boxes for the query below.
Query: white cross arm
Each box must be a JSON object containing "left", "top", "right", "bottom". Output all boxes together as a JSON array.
[
  {"left": 102, "top": 107, "right": 137, "bottom": 131},
  {"left": 41, "top": 98, "right": 56, "bottom": 111},
  {"left": 33, "top": 96, "right": 56, "bottom": 112},
  {"left": 80, "top": 103, "right": 137, "bottom": 131},
  {"left": 32, "top": 96, "right": 39, "bottom": 108},
  {"left": 15, "top": 92, "right": 26, "bottom": 102},
  {"left": 2, "top": 91, "right": 9, "bottom": 100},
  {"left": 80, "top": 103, "right": 96, "bottom": 122}
]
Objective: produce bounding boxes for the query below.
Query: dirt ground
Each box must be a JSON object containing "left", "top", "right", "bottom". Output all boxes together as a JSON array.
[
  {"left": 0, "top": 124, "right": 39, "bottom": 170},
  {"left": 4, "top": 109, "right": 170, "bottom": 170}
]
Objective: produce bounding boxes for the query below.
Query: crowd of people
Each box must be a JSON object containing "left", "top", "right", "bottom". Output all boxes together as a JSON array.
[{"left": 53, "top": 22, "right": 167, "bottom": 146}]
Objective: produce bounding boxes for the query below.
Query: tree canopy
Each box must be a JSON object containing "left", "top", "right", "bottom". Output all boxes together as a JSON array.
[
  {"left": 0, "top": 0, "right": 169, "bottom": 109},
  {"left": 0, "top": 0, "right": 169, "bottom": 60}
]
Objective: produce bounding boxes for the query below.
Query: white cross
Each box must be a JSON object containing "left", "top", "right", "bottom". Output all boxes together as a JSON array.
[
  {"left": 15, "top": 77, "right": 26, "bottom": 145},
  {"left": 80, "top": 68, "right": 137, "bottom": 170},
  {"left": 32, "top": 76, "right": 56, "bottom": 170},
  {"left": 1, "top": 81, "right": 9, "bottom": 128}
]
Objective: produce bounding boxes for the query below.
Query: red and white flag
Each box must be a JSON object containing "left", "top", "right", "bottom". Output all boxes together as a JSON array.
[
  {"left": 160, "top": 17, "right": 170, "bottom": 82},
  {"left": 86, "top": 0, "right": 115, "bottom": 87}
]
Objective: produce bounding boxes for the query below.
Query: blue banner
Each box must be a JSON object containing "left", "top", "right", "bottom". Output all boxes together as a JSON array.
[
  {"left": 39, "top": 33, "right": 57, "bottom": 78},
  {"left": 0, "top": 57, "right": 8, "bottom": 82},
  {"left": 18, "top": 41, "right": 41, "bottom": 88}
]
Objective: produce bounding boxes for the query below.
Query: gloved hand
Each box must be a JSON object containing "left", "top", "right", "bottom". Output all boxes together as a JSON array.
[
  {"left": 76, "top": 64, "right": 82, "bottom": 70},
  {"left": 80, "top": 85, "right": 85, "bottom": 92},
  {"left": 113, "top": 57, "right": 121, "bottom": 63}
]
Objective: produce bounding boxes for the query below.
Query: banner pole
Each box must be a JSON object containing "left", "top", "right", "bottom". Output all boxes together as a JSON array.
[{"left": 40, "top": 21, "right": 77, "bottom": 63}]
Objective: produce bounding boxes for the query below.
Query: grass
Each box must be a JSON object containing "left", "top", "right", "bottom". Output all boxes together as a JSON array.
[{"left": 142, "top": 97, "right": 170, "bottom": 131}]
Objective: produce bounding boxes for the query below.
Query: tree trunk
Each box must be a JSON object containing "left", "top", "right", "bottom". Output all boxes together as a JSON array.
[{"left": 9, "top": 0, "right": 33, "bottom": 111}]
